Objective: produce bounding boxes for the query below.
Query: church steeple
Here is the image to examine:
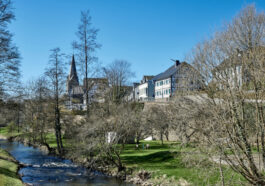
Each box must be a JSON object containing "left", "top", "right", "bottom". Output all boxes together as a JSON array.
[
  {"left": 69, "top": 55, "right": 79, "bottom": 82},
  {"left": 67, "top": 55, "right": 79, "bottom": 94}
]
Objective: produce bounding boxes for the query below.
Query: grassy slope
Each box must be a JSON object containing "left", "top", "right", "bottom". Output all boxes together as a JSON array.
[
  {"left": 0, "top": 148, "right": 23, "bottom": 186},
  {"left": 121, "top": 141, "right": 245, "bottom": 185}
]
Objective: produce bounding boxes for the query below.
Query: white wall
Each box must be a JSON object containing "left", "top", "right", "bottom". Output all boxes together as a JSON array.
[
  {"left": 215, "top": 66, "right": 242, "bottom": 89},
  {"left": 139, "top": 82, "right": 148, "bottom": 99},
  {"left": 155, "top": 78, "right": 171, "bottom": 99}
]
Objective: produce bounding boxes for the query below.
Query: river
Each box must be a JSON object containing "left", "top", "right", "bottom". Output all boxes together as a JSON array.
[{"left": 0, "top": 139, "right": 134, "bottom": 186}]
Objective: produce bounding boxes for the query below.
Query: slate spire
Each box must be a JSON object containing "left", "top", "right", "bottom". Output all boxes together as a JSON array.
[
  {"left": 67, "top": 55, "right": 79, "bottom": 93},
  {"left": 69, "top": 55, "right": 79, "bottom": 83}
]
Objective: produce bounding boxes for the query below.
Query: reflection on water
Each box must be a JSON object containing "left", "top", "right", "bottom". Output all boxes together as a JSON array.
[{"left": 0, "top": 140, "right": 133, "bottom": 186}]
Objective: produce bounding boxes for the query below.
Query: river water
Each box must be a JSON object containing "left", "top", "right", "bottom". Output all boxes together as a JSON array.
[{"left": 0, "top": 139, "right": 133, "bottom": 186}]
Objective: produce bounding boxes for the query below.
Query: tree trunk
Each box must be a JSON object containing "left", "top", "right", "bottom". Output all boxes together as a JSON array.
[{"left": 160, "top": 132, "right": 163, "bottom": 145}]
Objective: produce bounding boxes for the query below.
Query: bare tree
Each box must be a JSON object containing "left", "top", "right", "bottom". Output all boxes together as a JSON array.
[
  {"left": 22, "top": 77, "right": 52, "bottom": 148},
  {"left": 145, "top": 105, "right": 170, "bottom": 145},
  {"left": 45, "top": 48, "right": 66, "bottom": 155},
  {"left": 69, "top": 102, "right": 140, "bottom": 179},
  {"left": 73, "top": 10, "right": 101, "bottom": 116},
  {"left": 103, "top": 60, "right": 135, "bottom": 102},
  {"left": 0, "top": 0, "right": 20, "bottom": 99},
  {"left": 185, "top": 4, "right": 265, "bottom": 184}
]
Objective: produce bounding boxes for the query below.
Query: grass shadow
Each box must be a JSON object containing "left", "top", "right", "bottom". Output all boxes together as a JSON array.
[
  {"left": 122, "top": 150, "right": 179, "bottom": 165},
  {"left": 0, "top": 166, "right": 19, "bottom": 180}
]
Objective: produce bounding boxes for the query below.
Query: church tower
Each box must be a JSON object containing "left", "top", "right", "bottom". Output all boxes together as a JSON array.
[{"left": 67, "top": 55, "right": 79, "bottom": 94}]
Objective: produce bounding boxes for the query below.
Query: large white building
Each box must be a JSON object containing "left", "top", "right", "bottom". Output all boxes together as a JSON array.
[
  {"left": 153, "top": 60, "right": 203, "bottom": 100},
  {"left": 127, "top": 60, "right": 203, "bottom": 102}
]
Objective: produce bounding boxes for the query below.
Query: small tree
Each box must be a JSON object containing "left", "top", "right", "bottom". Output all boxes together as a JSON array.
[{"left": 45, "top": 48, "right": 66, "bottom": 155}]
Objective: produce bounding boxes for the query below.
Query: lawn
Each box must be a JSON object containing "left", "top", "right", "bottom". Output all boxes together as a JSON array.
[
  {"left": 0, "top": 148, "right": 23, "bottom": 186},
  {"left": 0, "top": 127, "right": 21, "bottom": 138},
  {"left": 121, "top": 141, "right": 246, "bottom": 185}
]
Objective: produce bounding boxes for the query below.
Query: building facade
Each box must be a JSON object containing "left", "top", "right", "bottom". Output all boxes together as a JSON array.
[
  {"left": 138, "top": 76, "right": 154, "bottom": 101},
  {"left": 154, "top": 78, "right": 172, "bottom": 99},
  {"left": 153, "top": 60, "right": 203, "bottom": 100}
]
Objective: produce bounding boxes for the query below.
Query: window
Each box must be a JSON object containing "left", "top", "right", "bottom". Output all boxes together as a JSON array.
[
  {"left": 160, "top": 81, "right": 163, "bottom": 86},
  {"left": 166, "top": 90, "right": 168, "bottom": 94},
  {"left": 169, "top": 89, "right": 171, "bottom": 94}
]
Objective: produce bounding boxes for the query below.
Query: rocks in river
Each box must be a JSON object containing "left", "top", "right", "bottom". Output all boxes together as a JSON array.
[{"left": 39, "top": 145, "right": 49, "bottom": 153}]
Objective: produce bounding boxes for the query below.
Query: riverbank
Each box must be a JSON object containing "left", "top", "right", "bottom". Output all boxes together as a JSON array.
[
  {"left": 0, "top": 128, "right": 246, "bottom": 185},
  {"left": 0, "top": 146, "right": 24, "bottom": 186}
]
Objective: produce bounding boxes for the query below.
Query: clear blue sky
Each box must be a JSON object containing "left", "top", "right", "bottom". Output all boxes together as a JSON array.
[{"left": 9, "top": 0, "right": 265, "bottom": 83}]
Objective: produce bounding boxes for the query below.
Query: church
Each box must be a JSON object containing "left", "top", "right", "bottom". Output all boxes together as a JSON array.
[{"left": 66, "top": 55, "right": 108, "bottom": 110}]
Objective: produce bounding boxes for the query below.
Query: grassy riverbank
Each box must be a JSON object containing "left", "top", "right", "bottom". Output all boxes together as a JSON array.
[
  {"left": 0, "top": 127, "right": 245, "bottom": 185},
  {"left": 0, "top": 148, "right": 23, "bottom": 186},
  {"left": 0, "top": 127, "right": 20, "bottom": 138},
  {"left": 121, "top": 141, "right": 245, "bottom": 185}
]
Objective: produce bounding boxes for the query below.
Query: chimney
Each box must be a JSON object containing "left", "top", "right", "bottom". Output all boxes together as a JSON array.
[{"left": 175, "top": 60, "right": 180, "bottom": 67}]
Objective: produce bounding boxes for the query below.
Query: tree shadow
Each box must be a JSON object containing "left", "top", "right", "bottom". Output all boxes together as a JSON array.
[
  {"left": 0, "top": 166, "right": 19, "bottom": 180},
  {"left": 122, "top": 150, "right": 179, "bottom": 164}
]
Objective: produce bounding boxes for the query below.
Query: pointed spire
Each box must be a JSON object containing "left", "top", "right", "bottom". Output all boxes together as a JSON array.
[{"left": 69, "top": 55, "right": 79, "bottom": 84}]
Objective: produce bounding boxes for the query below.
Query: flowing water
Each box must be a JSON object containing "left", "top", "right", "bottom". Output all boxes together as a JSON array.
[{"left": 0, "top": 139, "right": 134, "bottom": 186}]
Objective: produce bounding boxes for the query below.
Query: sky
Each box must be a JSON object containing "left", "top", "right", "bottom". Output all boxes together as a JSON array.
[{"left": 9, "top": 0, "right": 265, "bottom": 84}]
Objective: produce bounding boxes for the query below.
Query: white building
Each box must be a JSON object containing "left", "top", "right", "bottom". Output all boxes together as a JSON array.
[
  {"left": 153, "top": 60, "right": 203, "bottom": 100},
  {"left": 213, "top": 54, "right": 244, "bottom": 90},
  {"left": 155, "top": 78, "right": 172, "bottom": 99},
  {"left": 138, "top": 76, "right": 154, "bottom": 101}
]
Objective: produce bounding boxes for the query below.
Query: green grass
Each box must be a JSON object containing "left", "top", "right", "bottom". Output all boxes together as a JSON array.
[
  {"left": 0, "top": 127, "right": 21, "bottom": 138},
  {"left": 120, "top": 141, "right": 245, "bottom": 185},
  {"left": 0, "top": 126, "right": 68, "bottom": 149},
  {"left": 0, "top": 148, "right": 23, "bottom": 186},
  {"left": 45, "top": 133, "right": 58, "bottom": 148}
]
